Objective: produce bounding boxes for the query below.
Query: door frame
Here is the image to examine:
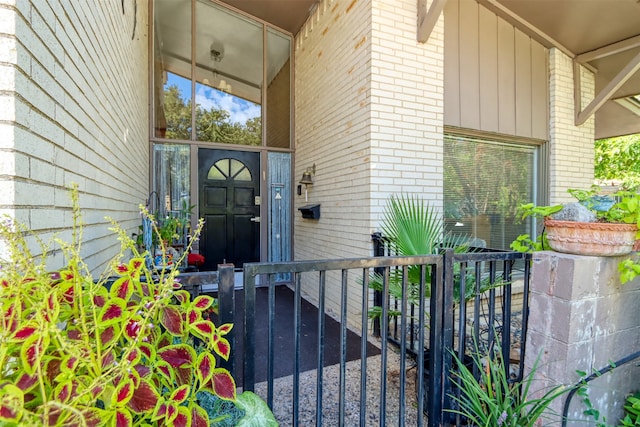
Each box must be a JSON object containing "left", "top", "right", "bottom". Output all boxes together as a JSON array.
[{"left": 191, "top": 144, "right": 268, "bottom": 269}]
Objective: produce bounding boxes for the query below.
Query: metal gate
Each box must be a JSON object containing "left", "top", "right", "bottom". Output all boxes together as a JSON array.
[{"left": 216, "top": 248, "right": 530, "bottom": 426}]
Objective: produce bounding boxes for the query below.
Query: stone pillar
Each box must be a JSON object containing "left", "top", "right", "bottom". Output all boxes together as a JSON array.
[{"left": 526, "top": 251, "right": 640, "bottom": 425}]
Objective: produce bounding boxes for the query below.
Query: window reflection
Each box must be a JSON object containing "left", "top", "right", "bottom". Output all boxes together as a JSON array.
[
  {"left": 195, "top": 81, "right": 261, "bottom": 145},
  {"left": 153, "top": 0, "right": 292, "bottom": 148},
  {"left": 153, "top": 0, "right": 191, "bottom": 139},
  {"left": 443, "top": 135, "right": 537, "bottom": 250},
  {"left": 207, "top": 159, "right": 252, "bottom": 181},
  {"left": 161, "top": 72, "right": 193, "bottom": 140}
]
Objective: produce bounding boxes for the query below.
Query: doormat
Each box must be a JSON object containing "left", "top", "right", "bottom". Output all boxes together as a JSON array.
[{"left": 211, "top": 285, "right": 381, "bottom": 387}]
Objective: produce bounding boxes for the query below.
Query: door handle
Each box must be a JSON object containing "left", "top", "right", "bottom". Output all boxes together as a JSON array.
[{"left": 250, "top": 217, "right": 260, "bottom": 222}]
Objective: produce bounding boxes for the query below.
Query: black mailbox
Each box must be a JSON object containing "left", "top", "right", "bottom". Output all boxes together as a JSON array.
[{"left": 298, "top": 204, "right": 320, "bottom": 220}]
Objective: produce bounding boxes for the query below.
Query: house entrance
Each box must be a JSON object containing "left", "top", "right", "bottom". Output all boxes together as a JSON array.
[{"left": 198, "top": 149, "right": 260, "bottom": 271}]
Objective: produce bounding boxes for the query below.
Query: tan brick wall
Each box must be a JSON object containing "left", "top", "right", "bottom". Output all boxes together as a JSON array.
[
  {"left": 0, "top": 1, "right": 149, "bottom": 272},
  {"left": 549, "top": 49, "right": 595, "bottom": 204},
  {"left": 294, "top": 0, "right": 444, "bottom": 326}
]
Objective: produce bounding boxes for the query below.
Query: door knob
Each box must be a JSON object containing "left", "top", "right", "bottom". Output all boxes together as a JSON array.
[{"left": 250, "top": 217, "right": 260, "bottom": 222}]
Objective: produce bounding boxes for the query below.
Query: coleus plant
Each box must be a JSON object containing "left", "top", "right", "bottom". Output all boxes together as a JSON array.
[{"left": 0, "top": 187, "right": 237, "bottom": 426}]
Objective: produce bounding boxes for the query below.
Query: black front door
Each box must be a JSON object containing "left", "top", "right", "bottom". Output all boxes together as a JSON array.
[{"left": 198, "top": 149, "right": 260, "bottom": 270}]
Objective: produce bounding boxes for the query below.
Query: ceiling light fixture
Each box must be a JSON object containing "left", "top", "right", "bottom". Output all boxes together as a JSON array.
[{"left": 210, "top": 42, "right": 224, "bottom": 62}]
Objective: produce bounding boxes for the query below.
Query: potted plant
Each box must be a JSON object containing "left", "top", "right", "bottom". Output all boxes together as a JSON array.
[
  {"left": 0, "top": 185, "right": 277, "bottom": 426},
  {"left": 512, "top": 187, "right": 640, "bottom": 283}
]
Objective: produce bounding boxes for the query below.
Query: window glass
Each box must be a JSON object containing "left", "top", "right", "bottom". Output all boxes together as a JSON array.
[
  {"left": 194, "top": 1, "right": 262, "bottom": 145},
  {"left": 207, "top": 159, "right": 252, "bottom": 182},
  {"left": 152, "top": 144, "right": 191, "bottom": 217},
  {"left": 153, "top": 0, "right": 293, "bottom": 148},
  {"left": 153, "top": 0, "right": 192, "bottom": 140},
  {"left": 266, "top": 28, "right": 291, "bottom": 148},
  {"left": 444, "top": 135, "right": 537, "bottom": 250}
]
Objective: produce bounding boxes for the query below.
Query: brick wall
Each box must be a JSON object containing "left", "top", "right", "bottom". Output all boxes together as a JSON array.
[
  {"left": 294, "top": 0, "right": 444, "bottom": 326},
  {"left": 549, "top": 49, "right": 595, "bottom": 204},
  {"left": 0, "top": 1, "right": 149, "bottom": 272}
]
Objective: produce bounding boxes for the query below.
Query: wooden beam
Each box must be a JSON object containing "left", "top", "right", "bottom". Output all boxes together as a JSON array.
[
  {"left": 576, "top": 49, "right": 640, "bottom": 125},
  {"left": 417, "top": 0, "right": 447, "bottom": 43},
  {"left": 577, "top": 35, "right": 640, "bottom": 63}
]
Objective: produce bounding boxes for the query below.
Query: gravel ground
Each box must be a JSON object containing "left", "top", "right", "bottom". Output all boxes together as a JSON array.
[{"left": 253, "top": 339, "right": 428, "bottom": 427}]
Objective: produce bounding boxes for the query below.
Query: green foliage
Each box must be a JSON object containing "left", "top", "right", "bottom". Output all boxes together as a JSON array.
[
  {"left": 448, "top": 348, "right": 566, "bottom": 426},
  {"left": 158, "top": 215, "right": 183, "bottom": 243},
  {"left": 510, "top": 234, "right": 545, "bottom": 253},
  {"left": 575, "top": 369, "right": 610, "bottom": 427},
  {"left": 234, "top": 391, "right": 279, "bottom": 427},
  {"left": 0, "top": 186, "right": 273, "bottom": 426},
  {"left": 512, "top": 189, "right": 640, "bottom": 284},
  {"left": 381, "top": 194, "right": 446, "bottom": 257},
  {"left": 516, "top": 203, "right": 563, "bottom": 220},
  {"left": 620, "top": 391, "right": 640, "bottom": 426},
  {"left": 367, "top": 195, "right": 507, "bottom": 320},
  {"left": 595, "top": 135, "right": 640, "bottom": 190}
]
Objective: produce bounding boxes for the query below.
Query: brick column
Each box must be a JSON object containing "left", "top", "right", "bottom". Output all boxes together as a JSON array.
[{"left": 548, "top": 49, "right": 595, "bottom": 204}]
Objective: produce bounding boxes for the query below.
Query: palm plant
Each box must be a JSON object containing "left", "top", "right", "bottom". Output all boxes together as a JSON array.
[
  {"left": 368, "top": 194, "right": 504, "bottom": 318},
  {"left": 381, "top": 194, "right": 448, "bottom": 258}
]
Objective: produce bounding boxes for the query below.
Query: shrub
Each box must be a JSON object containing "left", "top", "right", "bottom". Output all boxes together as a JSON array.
[{"left": 0, "top": 186, "right": 262, "bottom": 426}]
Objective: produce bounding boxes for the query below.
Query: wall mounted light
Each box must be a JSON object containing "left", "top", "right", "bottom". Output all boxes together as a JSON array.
[{"left": 299, "top": 164, "right": 316, "bottom": 201}]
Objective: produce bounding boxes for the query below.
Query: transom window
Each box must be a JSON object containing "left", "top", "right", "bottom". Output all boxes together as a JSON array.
[{"left": 207, "top": 158, "right": 252, "bottom": 181}]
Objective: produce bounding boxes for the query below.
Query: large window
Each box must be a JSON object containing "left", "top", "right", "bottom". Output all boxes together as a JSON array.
[
  {"left": 152, "top": 0, "right": 291, "bottom": 148},
  {"left": 444, "top": 135, "right": 539, "bottom": 250}
]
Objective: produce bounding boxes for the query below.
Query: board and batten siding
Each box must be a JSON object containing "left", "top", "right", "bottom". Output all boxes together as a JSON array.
[
  {"left": 0, "top": 1, "right": 149, "bottom": 273},
  {"left": 444, "top": 0, "right": 549, "bottom": 140}
]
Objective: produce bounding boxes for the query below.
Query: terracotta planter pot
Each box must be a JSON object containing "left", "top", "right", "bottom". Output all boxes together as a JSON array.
[{"left": 544, "top": 219, "right": 638, "bottom": 256}]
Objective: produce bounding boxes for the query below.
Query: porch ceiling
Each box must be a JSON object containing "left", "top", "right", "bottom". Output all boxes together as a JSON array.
[{"left": 220, "top": 0, "right": 640, "bottom": 139}]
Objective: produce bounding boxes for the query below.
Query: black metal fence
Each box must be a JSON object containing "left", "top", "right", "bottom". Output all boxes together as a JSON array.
[{"left": 214, "top": 247, "right": 530, "bottom": 426}]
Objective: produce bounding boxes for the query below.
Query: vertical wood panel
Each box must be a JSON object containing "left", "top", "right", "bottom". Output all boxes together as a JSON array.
[
  {"left": 267, "top": 153, "right": 291, "bottom": 268},
  {"left": 479, "top": 6, "right": 499, "bottom": 132},
  {"left": 458, "top": 0, "right": 480, "bottom": 129},
  {"left": 444, "top": 0, "right": 460, "bottom": 127},
  {"left": 515, "top": 31, "right": 532, "bottom": 137},
  {"left": 531, "top": 41, "right": 549, "bottom": 140},
  {"left": 497, "top": 19, "right": 516, "bottom": 135},
  {"left": 444, "top": 1, "right": 548, "bottom": 140}
]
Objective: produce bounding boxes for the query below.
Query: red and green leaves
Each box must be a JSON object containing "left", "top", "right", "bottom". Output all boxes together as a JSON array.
[
  {"left": 126, "top": 381, "right": 159, "bottom": 413},
  {"left": 160, "top": 306, "right": 183, "bottom": 336},
  {"left": 0, "top": 384, "right": 24, "bottom": 423},
  {"left": 20, "top": 335, "right": 48, "bottom": 375},
  {"left": 157, "top": 344, "right": 195, "bottom": 369},
  {"left": 0, "top": 189, "right": 245, "bottom": 427},
  {"left": 208, "top": 369, "right": 236, "bottom": 401},
  {"left": 99, "top": 298, "right": 126, "bottom": 325}
]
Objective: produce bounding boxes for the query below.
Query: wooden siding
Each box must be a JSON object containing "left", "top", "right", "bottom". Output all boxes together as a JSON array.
[
  {"left": 444, "top": 0, "right": 548, "bottom": 140},
  {"left": 267, "top": 152, "right": 292, "bottom": 265}
]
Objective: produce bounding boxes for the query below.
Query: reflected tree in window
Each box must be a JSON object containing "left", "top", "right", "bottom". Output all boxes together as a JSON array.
[
  {"left": 444, "top": 136, "right": 536, "bottom": 249},
  {"left": 163, "top": 84, "right": 261, "bottom": 145}
]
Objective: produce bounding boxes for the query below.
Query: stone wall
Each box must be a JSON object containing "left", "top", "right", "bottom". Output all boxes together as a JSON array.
[{"left": 526, "top": 251, "right": 640, "bottom": 425}]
